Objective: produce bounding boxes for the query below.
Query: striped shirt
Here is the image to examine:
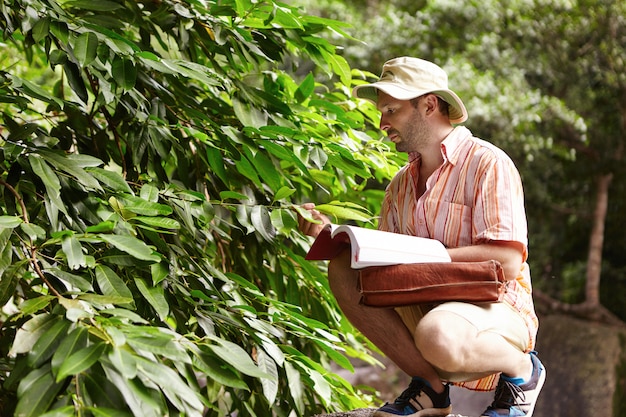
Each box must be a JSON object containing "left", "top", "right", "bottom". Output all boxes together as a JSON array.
[{"left": 379, "top": 126, "right": 538, "bottom": 391}]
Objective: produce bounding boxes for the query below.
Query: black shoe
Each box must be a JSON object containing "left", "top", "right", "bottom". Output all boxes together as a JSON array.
[
  {"left": 374, "top": 377, "right": 452, "bottom": 417},
  {"left": 480, "top": 352, "right": 546, "bottom": 417}
]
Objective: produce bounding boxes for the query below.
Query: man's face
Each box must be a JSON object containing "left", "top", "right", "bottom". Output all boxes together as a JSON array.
[{"left": 377, "top": 92, "right": 429, "bottom": 153}]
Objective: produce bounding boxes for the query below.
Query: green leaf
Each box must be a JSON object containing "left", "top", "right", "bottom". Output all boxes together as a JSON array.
[
  {"left": 75, "top": 31, "right": 99, "bottom": 66},
  {"left": 39, "top": 406, "right": 75, "bottom": 417},
  {"left": 150, "top": 262, "right": 169, "bottom": 285},
  {"left": 285, "top": 361, "right": 305, "bottom": 415},
  {"left": 98, "top": 234, "right": 160, "bottom": 262},
  {"left": 272, "top": 186, "right": 296, "bottom": 203},
  {"left": 295, "top": 72, "right": 315, "bottom": 103},
  {"left": 47, "top": 267, "right": 93, "bottom": 292},
  {"left": 192, "top": 351, "right": 249, "bottom": 390},
  {"left": 250, "top": 205, "right": 275, "bottom": 241},
  {"left": 86, "top": 167, "right": 133, "bottom": 193},
  {"left": 256, "top": 348, "right": 279, "bottom": 405},
  {"left": 100, "top": 365, "right": 162, "bottom": 417},
  {"left": 112, "top": 57, "right": 137, "bottom": 91},
  {"left": 0, "top": 240, "right": 19, "bottom": 305},
  {"left": 56, "top": 342, "right": 107, "bottom": 382},
  {"left": 86, "top": 220, "right": 116, "bottom": 233},
  {"left": 63, "top": 61, "right": 88, "bottom": 103},
  {"left": 219, "top": 190, "right": 250, "bottom": 201},
  {"left": 28, "top": 154, "right": 68, "bottom": 216},
  {"left": 206, "top": 336, "right": 275, "bottom": 379},
  {"left": 125, "top": 330, "right": 189, "bottom": 363},
  {"left": 37, "top": 149, "right": 102, "bottom": 191},
  {"left": 118, "top": 195, "right": 172, "bottom": 216},
  {"left": 206, "top": 147, "right": 229, "bottom": 185},
  {"left": 67, "top": 0, "right": 124, "bottom": 11},
  {"left": 15, "top": 365, "right": 65, "bottom": 417},
  {"left": 62, "top": 234, "right": 87, "bottom": 270},
  {"left": 10, "top": 75, "right": 64, "bottom": 107},
  {"left": 134, "top": 357, "right": 204, "bottom": 412},
  {"left": 0, "top": 215, "right": 23, "bottom": 228},
  {"left": 28, "top": 318, "right": 71, "bottom": 367},
  {"left": 134, "top": 278, "right": 169, "bottom": 320},
  {"left": 10, "top": 314, "right": 56, "bottom": 356},
  {"left": 51, "top": 326, "right": 89, "bottom": 376},
  {"left": 18, "top": 295, "right": 55, "bottom": 316},
  {"left": 31, "top": 17, "right": 50, "bottom": 43},
  {"left": 315, "top": 202, "right": 372, "bottom": 222},
  {"left": 20, "top": 222, "right": 46, "bottom": 241},
  {"left": 108, "top": 346, "right": 138, "bottom": 379},
  {"left": 235, "top": 155, "right": 261, "bottom": 187},
  {"left": 95, "top": 265, "right": 134, "bottom": 306},
  {"left": 132, "top": 216, "right": 180, "bottom": 230}
]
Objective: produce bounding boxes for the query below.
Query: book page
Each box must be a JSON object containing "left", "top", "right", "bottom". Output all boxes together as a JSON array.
[
  {"left": 305, "top": 224, "right": 450, "bottom": 269},
  {"left": 335, "top": 225, "right": 450, "bottom": 268}
]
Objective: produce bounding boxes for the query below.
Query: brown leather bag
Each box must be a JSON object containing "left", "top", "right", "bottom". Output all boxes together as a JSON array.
[{"left": 358, "top": 260, "right": 506, "bottom": 308}]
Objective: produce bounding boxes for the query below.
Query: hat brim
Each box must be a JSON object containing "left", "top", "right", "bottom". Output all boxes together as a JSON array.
[{"left": 353, "top": 82, "right": 468, "bottom": 124}]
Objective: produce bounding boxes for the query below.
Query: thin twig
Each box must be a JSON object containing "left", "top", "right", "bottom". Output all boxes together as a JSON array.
[{"left": 0, "top": 178, "right": 62, "bottom": 297}]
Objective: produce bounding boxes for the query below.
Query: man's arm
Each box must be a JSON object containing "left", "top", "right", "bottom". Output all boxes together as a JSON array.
[{"left": 446, "top": 241, "right": 524, "bottom": 281}]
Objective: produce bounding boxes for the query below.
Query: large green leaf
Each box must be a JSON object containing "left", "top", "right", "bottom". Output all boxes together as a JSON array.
[
  {"left": 206, "top": 336, "right": 275, "bottom": 380},
  {"left": 27, "top": 318, "right": 71, "bottom": 368},
  {"left": 74, "top": 31, "right": 99, "bottom": 66},
  {"left": 256, "top": 347, "right": 279, "bottom": 405},
  {"left": 0, "top": 215, "right": 23, "bottom": 229},
  {"left": 56, "top": 342, "right": 107, "bottom": 381},
  {"left": 51, "top": 326, "right": 89, "bottom": 376},
  {"left": 95, "top": 264, "right": 134, "bottom": 305},
  {"left": 98, "top": 234, "right": 160, "bottom": 262},
  {"left": 37, "top": 149, "right": 102, "bottom": 191},
  {"left": 62, "top": 234, "right": 87, "bottom": 270},
  {"left": 14, "top": 365, "right": 65, "bottom": 417},
  {"left": 112, "top": 57, "right": 136, "bottom": 91},
  {"left": 10, "top": 314, "right": 57, "bottom": 356},
  {"left": 134, "top": 278, "right": 169, "bottom": 320}
]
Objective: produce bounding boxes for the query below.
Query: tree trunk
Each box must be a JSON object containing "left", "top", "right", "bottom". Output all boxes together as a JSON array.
[{"left": 584, "top": 173, "right": 612, "bottom": 307}]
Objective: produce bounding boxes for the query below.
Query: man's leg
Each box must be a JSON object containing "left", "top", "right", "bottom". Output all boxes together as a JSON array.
[
  {"left": 412, "top": 303, "right": 545, "bottom": 417},
  {"left": 328, "top": 250, "right": 453, "bottom": 416},
  {"left": 414, "top": 308, "right": 532, "bottom": 382},
  {"left": 328, "top": 250, "right": 444, "bottom": 391}
]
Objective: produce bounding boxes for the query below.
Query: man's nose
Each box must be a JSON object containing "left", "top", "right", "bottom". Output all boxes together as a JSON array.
[{"left": 379, "top": 116, "right": 390, "bottom": 132}]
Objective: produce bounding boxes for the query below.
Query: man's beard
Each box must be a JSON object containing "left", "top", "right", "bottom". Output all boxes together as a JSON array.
[{"left": 393, "top": 111, "right": 429, "bottom": 153}]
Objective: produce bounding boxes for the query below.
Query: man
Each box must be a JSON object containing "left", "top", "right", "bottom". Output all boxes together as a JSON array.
[{"left": 299, "top": 57, "right": 545, "bottom": 417}]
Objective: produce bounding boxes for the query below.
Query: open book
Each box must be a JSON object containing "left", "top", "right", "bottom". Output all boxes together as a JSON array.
[{"left": 305, "top": 224, "right": 451, "bottom": 269}]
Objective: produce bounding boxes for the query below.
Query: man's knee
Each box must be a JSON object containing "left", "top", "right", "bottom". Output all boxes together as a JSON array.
[{"left": 415, "top": 311, "right": 472, "bottom": 370}]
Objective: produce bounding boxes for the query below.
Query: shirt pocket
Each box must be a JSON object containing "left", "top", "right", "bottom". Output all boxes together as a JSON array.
[{"left": 423, "top": 200, "right": 473, "bottom": 247}]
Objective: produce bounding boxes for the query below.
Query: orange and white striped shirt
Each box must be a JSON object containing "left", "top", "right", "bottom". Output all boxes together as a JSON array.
[{"left": 379, "top": 126, "right": 538, "bottom": 390}]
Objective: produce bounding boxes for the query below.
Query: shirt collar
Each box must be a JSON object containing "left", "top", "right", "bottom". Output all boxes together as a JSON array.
[{"left": 440, "top": 126, "right": 472, "bottom": 166}]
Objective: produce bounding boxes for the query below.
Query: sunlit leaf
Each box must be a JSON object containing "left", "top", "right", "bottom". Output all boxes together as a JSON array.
[{"left": 98, "top": 234, "right": 160, "bottom": 262}]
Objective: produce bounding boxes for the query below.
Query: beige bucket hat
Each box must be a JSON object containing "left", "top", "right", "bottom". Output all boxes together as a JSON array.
[{"left": 352, "top": 57, "right": 468, "bottom": 124}]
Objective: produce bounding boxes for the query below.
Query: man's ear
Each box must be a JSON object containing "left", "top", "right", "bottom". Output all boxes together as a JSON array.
[{"left": 423, "top": 94, "right": 439, "bottom": 116}]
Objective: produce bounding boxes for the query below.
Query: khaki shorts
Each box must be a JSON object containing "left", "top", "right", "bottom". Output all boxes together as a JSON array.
[
  {"left": 395, "top": 301, "right": 530, "bottom": 383},
  {"left": 396, "top": 301, "right": 529, "bottom": 353}
]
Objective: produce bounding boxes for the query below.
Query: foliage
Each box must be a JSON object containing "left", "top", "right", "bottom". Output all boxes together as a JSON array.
[{"left": 0, "top": 0, "right": 405, "bottom": 415}]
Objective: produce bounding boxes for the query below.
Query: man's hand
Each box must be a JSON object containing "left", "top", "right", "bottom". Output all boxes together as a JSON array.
[{"left": 297, "top": 203, "right": 331, "bottom": 238}]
